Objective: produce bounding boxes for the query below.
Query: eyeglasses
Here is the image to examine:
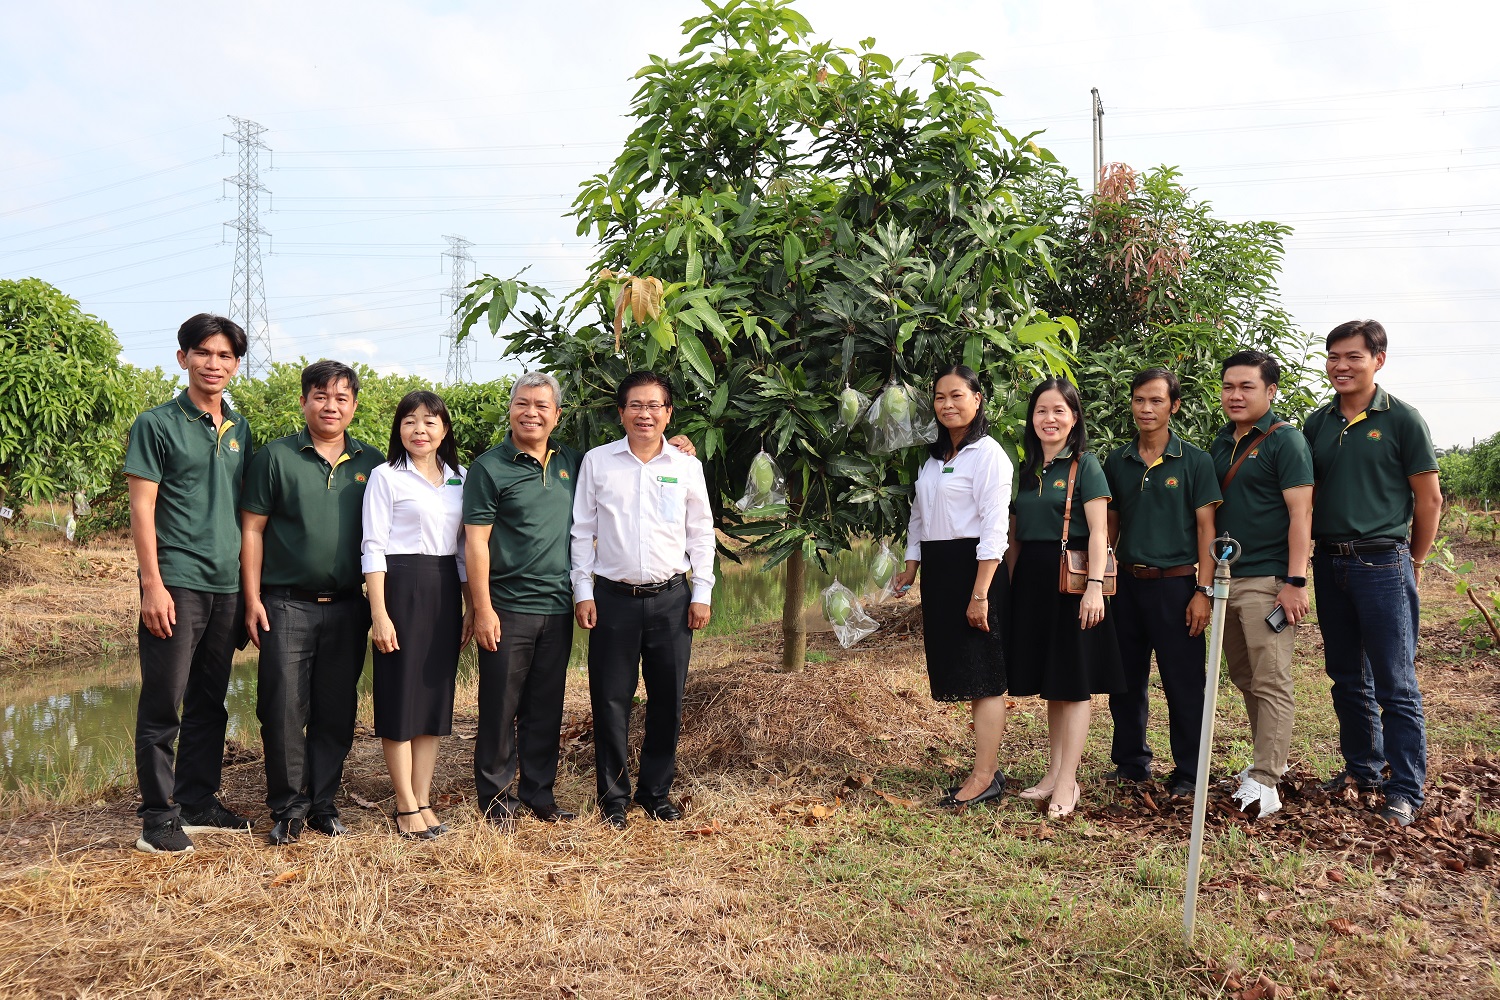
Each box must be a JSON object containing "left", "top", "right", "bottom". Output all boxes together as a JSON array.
[{"left": 624, "top": 402, "right": 668, "bottom": 413}]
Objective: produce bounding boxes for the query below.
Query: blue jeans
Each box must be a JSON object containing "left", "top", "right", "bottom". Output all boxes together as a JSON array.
[{"left": 1313, "top": 545, "right": 1427, "bottom": 806}]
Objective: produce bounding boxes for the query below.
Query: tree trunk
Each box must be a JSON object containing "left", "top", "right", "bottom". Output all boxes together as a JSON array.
[{"left": 780, "top": 548, "right": 808, "bottom": 673}]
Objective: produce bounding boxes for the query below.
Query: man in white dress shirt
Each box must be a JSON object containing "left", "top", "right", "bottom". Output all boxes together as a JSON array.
[{"left": 571, "top": 371, "right": 716, "bottom": 829}]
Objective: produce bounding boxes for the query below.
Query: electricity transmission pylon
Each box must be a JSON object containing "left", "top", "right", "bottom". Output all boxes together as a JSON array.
[
  {"left": 442, "top": 235, "right": 475, "bottom": 384},
  {"left": 226, "top": 117, "right": 272, "bottom": 377}
]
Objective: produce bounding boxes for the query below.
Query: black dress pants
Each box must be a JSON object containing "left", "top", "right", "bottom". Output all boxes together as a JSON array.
[
  {"left": 1107, "top": 573, "right": 1206, "bottom": 781},
  {"left": 588, "top": 581, "right": 693, "bottom": 810},
  {"left": 256, "top": 592, "right": 369, "bottom": 821},
  {"left": 474, "top": 610, "right": 573, "bottom": 815},
  {"left": 135, "top": 586, "right": 243, "bottom": 827}
]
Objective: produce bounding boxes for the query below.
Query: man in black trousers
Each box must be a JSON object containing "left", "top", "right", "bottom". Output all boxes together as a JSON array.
[
  {"left": 1102, "top": 368, "right": 1222, "bottom": 798},
  {"left": 570, "top": 371, "right": 716, "bottom": 829},
  {"left": 241, "top": 360, "right": 383, "bottom": 845},
  {"left": 126, "top": 314, "right": 256, "bottom": 853}
]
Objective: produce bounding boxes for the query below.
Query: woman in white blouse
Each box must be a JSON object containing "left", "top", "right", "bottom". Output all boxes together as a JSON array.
[
  {"left": 361, "top": 391, "right": 473, "bottom": 839},
  {"left": 891, "top": 365, "right": 1012, "bottom": 809}
]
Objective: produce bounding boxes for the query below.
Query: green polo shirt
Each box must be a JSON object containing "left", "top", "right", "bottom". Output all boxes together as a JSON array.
[
  {"left": 1303, "top": 386, "right": 1438, "bottom": 542},
  {"left": 123, "top": 391, "right": 252, "bottom": 593},
  {"left": 1011, "top": 447, "right": 1111, "bottom": 544},
  {"left": 1210, "top": 410, "right": 1314, "bottom": 578},
  {"left": 1104, "top": 431, "right": 1221, "bottom": 569},
  {"left": 240, "top": 428, "right": 383, "bottom": 592},
  {"left": 463, "top": 435, "right": 582, "bottom": 615}
]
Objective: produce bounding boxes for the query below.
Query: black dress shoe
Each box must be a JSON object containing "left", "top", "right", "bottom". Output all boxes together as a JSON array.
[
  {"left": 307, "top": 815, "right": 348, "bottom": 837},
  {"left": 937, "top": 773, "right": 1006, "bottom": 809},
  {"left": 1103, "top": 766, "right": 1151, "bottom": 785},
  {"left": 267, "top": 818, "right": 304, "bottom": 845},
  {"left": 602, "top": 805, "right": 628, "bottom": 830},
  {"left": 524, "top": 802, "right": 577, "bottom": 823},
  {"left": 1167, "top": 774, "right": 1198, "bottom": 798},
  {"left": 638, "top": 800, "right": 683, "bottom": 821},
  {"left": 483, "top": 805, "right": 517, "bottom": 833}
]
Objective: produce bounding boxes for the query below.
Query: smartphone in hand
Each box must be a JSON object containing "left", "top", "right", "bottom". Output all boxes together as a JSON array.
[{"left": 1265, "top": 604, "right": 1289, "bottom": 633}]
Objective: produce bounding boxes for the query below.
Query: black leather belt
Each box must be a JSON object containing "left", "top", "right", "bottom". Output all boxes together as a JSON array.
[
  {"left": 598, "top": 574, "right": 685, "bottom": 598},
  {"left": 262, "top": 585, "right": 363, "bottom": 604},
  {"left": 1317, "top": 539, "right": 1403, "bottom": 556}
]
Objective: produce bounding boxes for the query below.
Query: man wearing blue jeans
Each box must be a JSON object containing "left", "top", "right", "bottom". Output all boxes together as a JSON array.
[{"left": 1302, "top": 319, "right": 1441, "bottom": 827}]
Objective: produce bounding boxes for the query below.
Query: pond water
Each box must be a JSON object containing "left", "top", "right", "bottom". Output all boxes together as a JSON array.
[{"left": 2, "top": 545, "right": 887, "bottom": 794}]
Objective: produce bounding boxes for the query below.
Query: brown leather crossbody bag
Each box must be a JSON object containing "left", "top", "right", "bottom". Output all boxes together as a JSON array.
[{"left": 1058, "top": 457, "right": 1117, "bottom": 596}]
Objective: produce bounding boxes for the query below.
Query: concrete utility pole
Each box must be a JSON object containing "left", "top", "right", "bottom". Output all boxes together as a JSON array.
[
  {"left": 441, "top": 235, "right": 475, "bottom": 384},
  {"left": 1091, "top": 87, "right": 1105, "bottom": 193},
  {"left": 226, "top": 117, "right": 272, "bottom": 378}
]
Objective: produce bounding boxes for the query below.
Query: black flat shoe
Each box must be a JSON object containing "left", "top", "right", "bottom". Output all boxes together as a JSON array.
[
  {"left": 418, "top": 805, "right": 450, "bottom": 836},
  {"left": 393, "top": 808, "right": 437, "bottom": 841},
  {"left": 524, "top": 802, "right": 576, "bottom": 823},
  {"left": 267, "top": 818, "right": 304, "bottom": 845},
  {"left": 937, "top": 773, "right": 1006, "bottom": 809},
  {"left": 307, "top": 815, "right": 348, "bottom": 837}
]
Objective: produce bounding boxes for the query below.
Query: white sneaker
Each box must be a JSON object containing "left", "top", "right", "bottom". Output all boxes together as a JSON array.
[{"left": 1232, "top": 777, "right": 1282, "bottom": 819}]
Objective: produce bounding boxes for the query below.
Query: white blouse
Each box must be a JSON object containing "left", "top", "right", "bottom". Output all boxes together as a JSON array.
[
  {"left": 360, "top": 461, "right": 468, "bottom": 581},
  {"left": 904, "top": 435, "right": 1012, "bottom": 562}
]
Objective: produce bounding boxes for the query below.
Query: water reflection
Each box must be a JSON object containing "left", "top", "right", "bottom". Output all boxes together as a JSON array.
[{"left": 3, "top": 545, "right": 882, "bottom": 794}]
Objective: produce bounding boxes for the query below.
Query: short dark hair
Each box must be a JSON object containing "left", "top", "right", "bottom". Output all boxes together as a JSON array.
[
  {"left": 301, "top": 359, "right": 360, "bottom": 398},
  {"left": 387, "top": 390, "right": 459, "bottom": 473},
  {"left": 1326, "top": 319, "right": 1387, "bottom": 355},
  {"left": 615, "top": 371, "right": 672, "bottom": 410},
  {"left": 1019, "top": 377, "right": 1088, "bottom": 485},
  {"left": 177, "top": 313, "right": 247, "bottom": 358},
  {"left": 1130, "top": 367, "right": 1182, "bottom": 403},
  {"left": 929, "top": 364, "right": 989, "bottom": 461},
  {"left": 1220, "top": 350, "right": 1280, "bottom": 388}
]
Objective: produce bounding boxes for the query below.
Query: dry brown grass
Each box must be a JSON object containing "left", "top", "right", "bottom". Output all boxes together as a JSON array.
[{"left": 0, "top": 534, "right": 137, "bottom": 670}]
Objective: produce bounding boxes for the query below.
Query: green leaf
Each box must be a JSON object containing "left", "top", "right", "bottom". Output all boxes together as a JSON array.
[
  {"left": 676, "top": 329, "right": 716, "bottom": 383},
  {"left": 782, "top": 232, "right": 805, "bottom": 268}
]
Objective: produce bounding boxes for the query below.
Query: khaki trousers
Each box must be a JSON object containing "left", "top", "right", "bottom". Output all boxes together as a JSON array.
[{"left": 1222, "top": 575, "right": 1298, "bottom": 787}]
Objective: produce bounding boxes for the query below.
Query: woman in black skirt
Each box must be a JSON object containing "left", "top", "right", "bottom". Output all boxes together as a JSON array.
[
  {"left": 891, "top": 365, "right": 1012, "bottom": 809},
  {"left": 361, "top": 390, "right": 473, "bottom": 839},
  {"left": 1006, "top": 378, "right": 1124, "bottom": 818}
]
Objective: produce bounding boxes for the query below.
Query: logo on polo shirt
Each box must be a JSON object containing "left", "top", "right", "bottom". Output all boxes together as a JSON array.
[
  {"left": 1052, "top": 478, "right": 1066, "bottom": 489},
  {"left": 1165, "top": 476, "right": 1180, "bottom": 488},
  {"left": 559, "top": 470, "right": 570, "bottom": 480},
  {"left": 355, "top": 473, "right": 368, "bottom": 483},
  {"left": 1367, "top": 429, "right": 1383, "bottom": 441},
  {"left": 228, "top": 439, "right": 240, "bottom": 452},
  {"left": 1248, "top": 450, "right": 1260, "bottom": 459}
]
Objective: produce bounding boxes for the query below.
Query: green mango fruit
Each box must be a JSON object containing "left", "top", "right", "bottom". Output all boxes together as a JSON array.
[
  {"left": 870, "top": 549, "right": 899, "bottom": 588},
  {"left": 839, "top": 387, "right": 862, "bottom": 426},
  {"left": 883, "top": 384, "right": 910, "bottom": 423},
  {"left": 749, "top": 452, "right": 777, "bottom": 495},
  {"left": 825, "top": 590, "right": 853, "bottom": 627}
]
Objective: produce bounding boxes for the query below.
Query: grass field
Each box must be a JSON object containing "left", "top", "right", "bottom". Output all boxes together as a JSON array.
[{"left": 1, "top": 536, "right": 1498, "bottom": 997}]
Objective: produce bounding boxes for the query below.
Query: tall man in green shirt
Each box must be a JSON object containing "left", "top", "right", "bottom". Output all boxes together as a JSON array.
[
  {"left": 1210, "top": 350, "right": 1314, "bottom": 820},
  {"left": 1103, "top": 368, "right": 1222, "bottom": 798},
  {"left": 241, "top": 360, "right": 384, "bottom": 846},
  {"left": 126, "top": 314, "right": 256, "bottom": 854},
  {"left": 1303, "top": 320, "right": 1441, "bottom": 827}
]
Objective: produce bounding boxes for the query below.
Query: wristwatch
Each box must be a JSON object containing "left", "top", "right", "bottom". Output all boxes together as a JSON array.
[
  {"left": 1194, "top": 584, "right": 1212, "bottom": 598},
  {"left": 1284, "top": 576, "right": 1307, "bottom": 588}
]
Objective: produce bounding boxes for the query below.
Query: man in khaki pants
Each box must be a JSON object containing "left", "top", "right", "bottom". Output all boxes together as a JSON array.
[{"left": 1209, "top": 350, "right": 1313, "bottom": 819}]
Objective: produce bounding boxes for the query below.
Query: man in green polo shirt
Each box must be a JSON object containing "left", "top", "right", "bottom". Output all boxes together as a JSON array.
[
  {"left": 126, "top": 314, "right": 256, "bottom": 854},
  {"left": 1303, "top": 319, "right": 1440, "bottom": 827},
  {"left": 240, "top": 360, "right": 383, "bottom": 846},
  {"left": 1103, "top": 367, "right": 1222, "bottom": 799},
  {"left": 1210, "top": 349, "right": 1314, "bottom": 820}
]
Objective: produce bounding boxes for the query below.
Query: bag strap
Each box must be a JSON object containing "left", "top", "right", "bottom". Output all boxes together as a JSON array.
[
  {"left": 1059, "top": 457, "right": 1079, "bottom": 551},
  {"left": 1220, "top": 421, "right": 1290, "bottom": 492}
]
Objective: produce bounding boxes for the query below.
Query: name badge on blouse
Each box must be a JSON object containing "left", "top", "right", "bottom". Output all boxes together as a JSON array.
[
  {"left": 942, "top": 467, "right": 955, "bottom": 474},
  {"left": 446, "top": 478, "right": 462, "bottom": 485},
  {"left": 656, "top": 475, "right": 678, "bottom": 484}
]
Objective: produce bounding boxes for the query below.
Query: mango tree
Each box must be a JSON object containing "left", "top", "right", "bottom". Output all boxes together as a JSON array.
[{"left": 461, "top": 0, "right": 1073, "bottom": 670}]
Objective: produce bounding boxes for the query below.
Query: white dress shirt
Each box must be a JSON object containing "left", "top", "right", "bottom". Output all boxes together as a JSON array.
[
  {"left": 570, "top": 436, "right": 716, "bottom": 604},
  {"left": 361, "top": 460, "right": 468, "bottom": 582},
  {"left": 904, "top": 435, "right": 1012, "bottom": 562}
]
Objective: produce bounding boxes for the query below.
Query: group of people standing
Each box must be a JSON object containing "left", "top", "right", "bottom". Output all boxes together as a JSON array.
[
  {"left": 125, "top": 310, "right": 1437, "bottom": 854},
  {"left": 127, "top": 313, "right": 713, "bottom": 853},
  {"left": 897, "top": 320, "right": 1439, "bottom": 827}
]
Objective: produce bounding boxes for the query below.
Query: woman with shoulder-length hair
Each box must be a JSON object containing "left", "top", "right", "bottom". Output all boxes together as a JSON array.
[
  {"left": 891, "top": 364, "right": 1013, "bottom": 808},
  {"left": 361, "top": 390, "right": 473, "bottom": 839},
  {"left": 1006, "top": 377, "right": 1124, "bottom": 818}
]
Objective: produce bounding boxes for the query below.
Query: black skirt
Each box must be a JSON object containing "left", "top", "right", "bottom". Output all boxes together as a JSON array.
[
  {"left": 1007, "top": 541, "right": 1125, "bottom": 702},
  {"left": 373, "top": 554, "right": 462, "bottom": 741},
  {"left": 919, "top": 537, "right": 1008, "bottom": 702}
]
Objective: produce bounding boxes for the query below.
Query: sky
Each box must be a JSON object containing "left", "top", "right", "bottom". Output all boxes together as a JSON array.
[{"left": 3, "top": 0, "right": 1498, "bottom": 448}]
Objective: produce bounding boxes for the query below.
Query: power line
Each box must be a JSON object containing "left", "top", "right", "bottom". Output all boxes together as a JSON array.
[
  {"left": 441, "top": 236, "right": 474, "bottom": 385},
  {"left": 226, "top": 118, "right": 272, "bottom": 378}
]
